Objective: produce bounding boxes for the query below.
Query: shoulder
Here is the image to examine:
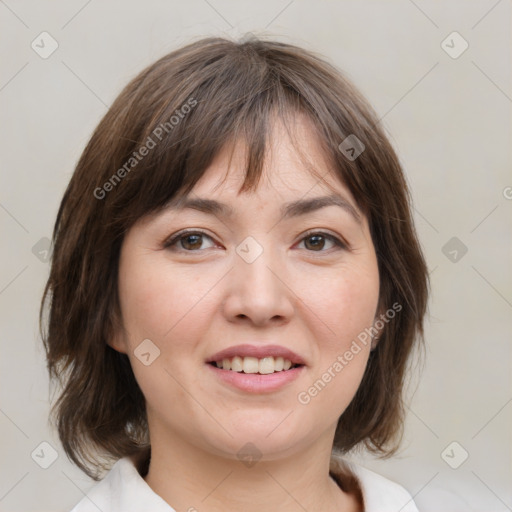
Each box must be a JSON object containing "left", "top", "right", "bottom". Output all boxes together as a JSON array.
[
  {"left": 330, "top": 452, "right": 419, "bottom": 512},
  {"left": 69, "top": 456, "right": 174, "bottom": 512},
  {"left": 349, "top": 462, "right": 420, "bottom": 512}
]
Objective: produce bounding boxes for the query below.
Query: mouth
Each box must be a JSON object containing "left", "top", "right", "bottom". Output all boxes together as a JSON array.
[{"left": 208, "top": 356, "right": 304, "bottom": 375}]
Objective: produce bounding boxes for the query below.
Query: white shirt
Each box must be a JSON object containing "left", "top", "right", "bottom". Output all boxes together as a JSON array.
[{"left": 70, "top": 453, "right": 419, "bottom": 512}]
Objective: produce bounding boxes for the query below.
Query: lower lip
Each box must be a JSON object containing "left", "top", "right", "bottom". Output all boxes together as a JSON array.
[{"left": 206, "top": 363, "right": 305, "bottom": 393}]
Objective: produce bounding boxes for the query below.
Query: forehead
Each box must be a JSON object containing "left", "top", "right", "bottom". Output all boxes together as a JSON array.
[
  {"left": 189, "top": 113, "right": 354, "bottom": 204},
  {"left": 160, "top": 114, "right": 364, "bottom": 228}
]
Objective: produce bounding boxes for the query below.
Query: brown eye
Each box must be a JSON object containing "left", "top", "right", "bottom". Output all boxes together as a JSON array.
[
  {"left": 304, "top": 234, "right": 327, "bottom": 251},
  {"left": 299, "top": 232, "right": 346, "bottom": 252},
  {"left": 164, "top": 231, "right": 215, "bottom": 251},
  {"left": 180, "top": 234, "right": 204, "bottom": 250}
]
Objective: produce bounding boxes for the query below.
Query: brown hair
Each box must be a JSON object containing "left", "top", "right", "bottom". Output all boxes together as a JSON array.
[{"left": 40, "top": 34, "right": 429, "bottom": 480}]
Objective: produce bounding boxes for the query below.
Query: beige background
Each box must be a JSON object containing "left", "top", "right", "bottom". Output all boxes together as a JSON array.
[{"left": 1, "top": 1, "right": 511, "bottom": 511}]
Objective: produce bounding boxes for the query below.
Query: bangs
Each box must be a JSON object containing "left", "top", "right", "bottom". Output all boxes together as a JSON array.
[{"left": 96, "top": 38, "right": 377, "bottom": 232}]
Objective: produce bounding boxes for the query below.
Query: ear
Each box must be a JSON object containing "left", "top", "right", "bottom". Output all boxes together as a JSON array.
[
  {"left": 107, "top": 340, "right": 127, "bottom": 354},
  {"left": 106, "top": 326, "right": 129, "bottom": 354},
  {"left": 370, "top": 303, "right": 387, "bottom": 351}
]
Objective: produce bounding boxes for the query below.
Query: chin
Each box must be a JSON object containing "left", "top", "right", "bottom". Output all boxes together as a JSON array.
[{"left": 200, "top": 414, "right": 314, "bottom": 461}]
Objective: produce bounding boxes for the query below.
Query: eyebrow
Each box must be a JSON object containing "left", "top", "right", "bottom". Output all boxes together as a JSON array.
[{"left": 166, "top": 194, "right": 361, "bottom": 223}]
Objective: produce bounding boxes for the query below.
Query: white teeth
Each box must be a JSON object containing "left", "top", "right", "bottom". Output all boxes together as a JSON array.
[
  {"left": 243, "top": 357, "right": 259, "bottom": 374},
  {"left": 231, "top": 356, "right": 243, "bottom": 372},
  {"left": 213, "top": 356, "right": 297, "bottom": 374},
  {"left": 259, "top": 357, "right": 274, "bottom": 375}
]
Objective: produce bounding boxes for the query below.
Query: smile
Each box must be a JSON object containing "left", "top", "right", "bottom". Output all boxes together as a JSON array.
[{"left": 210, "top": 356, "right": 302, "bottom": 374}]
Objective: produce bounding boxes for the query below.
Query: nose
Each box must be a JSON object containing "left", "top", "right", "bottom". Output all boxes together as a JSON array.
[{"left": 222, "top": 241, "right": 295, "bottom": 327}]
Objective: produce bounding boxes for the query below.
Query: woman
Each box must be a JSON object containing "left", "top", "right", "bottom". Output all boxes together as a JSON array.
[{"left": 40, "top": 35, "right": 429, "bottom": 511}]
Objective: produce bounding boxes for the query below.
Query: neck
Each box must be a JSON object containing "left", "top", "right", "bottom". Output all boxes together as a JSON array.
[{"left": 141, "top": 425, "right": 361, "bottom": 512}]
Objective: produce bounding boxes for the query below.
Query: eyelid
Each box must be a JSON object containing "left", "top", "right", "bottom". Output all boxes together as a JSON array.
[
  {"left": 300, "top": 229, "right": 349, "bottom": 250},
  {"left": 162, "top": 228, "right": 214, "bottom": 249},
  {"left": 163, "top": 228, "right": 349, "bottom": 253}
]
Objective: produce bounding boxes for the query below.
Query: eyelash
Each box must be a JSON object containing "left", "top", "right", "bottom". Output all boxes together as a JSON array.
[{"left": 163, "top": 229, "right": 347, "bottom": 254}]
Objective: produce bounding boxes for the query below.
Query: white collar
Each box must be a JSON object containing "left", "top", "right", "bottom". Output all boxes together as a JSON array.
[
  {"left": 70, "top": 453, "right": 419, "bottom": 512},
  {"left": 331, "top": 452, "right": 419, "bottom": 512}
]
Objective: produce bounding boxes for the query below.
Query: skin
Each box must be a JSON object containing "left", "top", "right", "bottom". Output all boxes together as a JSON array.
[{"left": 109, "top": 114, "right": 380, "bottom": 512}]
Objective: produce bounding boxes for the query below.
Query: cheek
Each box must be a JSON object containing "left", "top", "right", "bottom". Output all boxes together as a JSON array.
[
  {"left": 337, "top": 270, "right": 379, "bottom": 341},
  {"left": 298, "top": 262, "right": 379, "bottom": 411},
  {"left": 118, "top": 256, "right": 211, "bottom": 342},
  {"left": 116, "top": 256, "right": 210, "bottom": 406},
  {"left": 308, "top": 263, "right": 380, "bottom": 350}
]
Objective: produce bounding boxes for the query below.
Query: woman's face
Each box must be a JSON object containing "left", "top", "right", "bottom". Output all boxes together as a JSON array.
[{"left": 111, "top": 116, "right": 380, "bottom": 461}]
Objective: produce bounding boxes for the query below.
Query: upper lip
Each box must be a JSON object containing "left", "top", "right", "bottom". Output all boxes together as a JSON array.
[{"left": 207, "top": 344, "right": 307, "bottom": 366}]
